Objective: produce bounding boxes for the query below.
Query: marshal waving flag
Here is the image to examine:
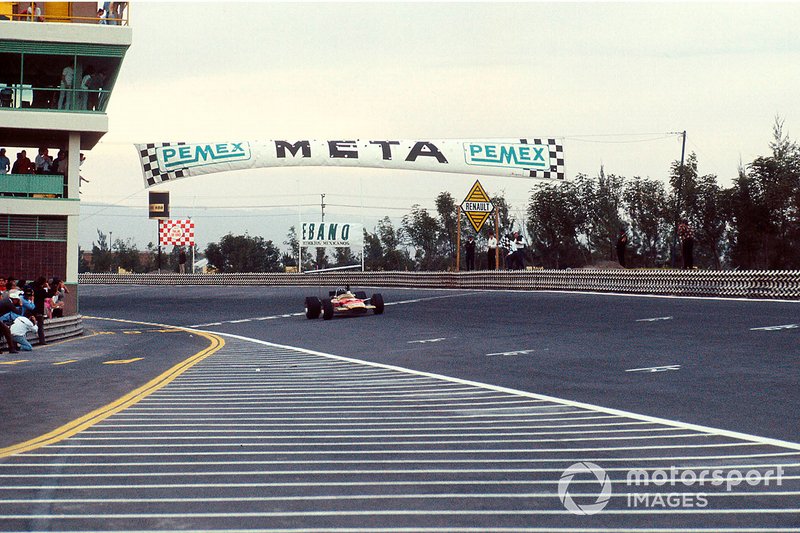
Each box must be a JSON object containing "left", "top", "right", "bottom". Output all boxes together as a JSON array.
[
  {"left": 135, "top": 139, "right": 565, "bottom": 187},
  {"left": 159, "top": 219, "right": 195, "bottom": 247}
]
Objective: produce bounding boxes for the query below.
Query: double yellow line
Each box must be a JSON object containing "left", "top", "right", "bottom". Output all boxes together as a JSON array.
[{"left": 0, "top": 321, "right": 225, "bottom": 458}]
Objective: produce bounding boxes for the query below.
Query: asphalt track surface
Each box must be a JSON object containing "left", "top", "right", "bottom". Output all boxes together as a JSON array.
[{"left": 0, "top": 284, "right": 798, "bottom": 532}]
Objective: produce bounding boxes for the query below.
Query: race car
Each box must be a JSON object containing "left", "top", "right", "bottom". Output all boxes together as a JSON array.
[{"left": 305, "top": 288, "right": 385, "bottom": 320}]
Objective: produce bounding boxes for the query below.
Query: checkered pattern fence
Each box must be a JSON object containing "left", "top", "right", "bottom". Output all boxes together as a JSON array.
[{"left": 78, "top": 270, "right": 800, "bottom": 300}]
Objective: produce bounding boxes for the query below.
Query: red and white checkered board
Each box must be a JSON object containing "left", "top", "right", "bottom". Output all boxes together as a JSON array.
[{"left": 159, "top": 219, "right": 195, "bottom": 246}]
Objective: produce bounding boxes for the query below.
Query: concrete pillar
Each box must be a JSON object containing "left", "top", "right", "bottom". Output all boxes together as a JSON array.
[{"left": 66, "top": 133, "right": 81, "bottom": 310}]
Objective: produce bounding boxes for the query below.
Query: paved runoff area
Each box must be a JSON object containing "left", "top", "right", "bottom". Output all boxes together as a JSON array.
[{"left": 0, "top": 285, "right": 797, "bottom": 532}]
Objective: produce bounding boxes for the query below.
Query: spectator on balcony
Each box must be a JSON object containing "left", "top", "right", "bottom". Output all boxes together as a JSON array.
[
  {"left": 97, "top": 8, "right": 107, "bottom": 24},
  {"left": 25, "top": 3, "right": 44, "bottom": 22},
  {"left": 87, "top": 70, "right": 106, "bottom": 111},
  {"left": 11, "top": 150, "right": 33, "bottom": 174},
  {"left": 52, "top": 149, "right": 67, "bottom": 175},
  {"left": 76, "top": 67, "right": 94, "bottom": 110},
  {"left": 57, "top": 63, "right": 74, "bottom": 110},
  {"left": 0, "top": 149, "right": 10, "bottom": 174},
  {"left": 35, "top": 147, "right": 53, "bottom": 174}
]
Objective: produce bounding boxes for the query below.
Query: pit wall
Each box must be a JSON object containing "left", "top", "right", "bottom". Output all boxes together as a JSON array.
[{"left": 77, "top": 270, "right": 800, "bottom": 300}]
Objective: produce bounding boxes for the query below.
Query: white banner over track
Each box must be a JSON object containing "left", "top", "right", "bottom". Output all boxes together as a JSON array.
[{"left": 135, "top": 139, "right": 565, "bottom": 187}]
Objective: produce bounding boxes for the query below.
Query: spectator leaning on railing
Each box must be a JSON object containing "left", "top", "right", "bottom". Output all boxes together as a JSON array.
[
  {"left": 11, "top": 150, "right": 33, "bottom": 174},
  {"left": 35, "top": 147, "right": 53, "bottom": 174},
  {"left": 0, "top": 149, "right": 9, "bottom": 174}
]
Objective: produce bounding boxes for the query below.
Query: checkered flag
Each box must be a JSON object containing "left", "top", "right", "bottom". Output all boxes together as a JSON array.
[
  {"left": 521, "top": 138, "right": 565, "bottom": 180},
  {"left": 499, "top": 235, "right": 512, "bottom": 251},
  {"left": 159, "top": 219, "right": 195, "bottom": 247},
  {"left": 136, "top": 142, "right": 187, "bottom": 187}
]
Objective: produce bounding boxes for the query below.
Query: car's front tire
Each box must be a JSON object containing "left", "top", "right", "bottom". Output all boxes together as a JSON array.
[
  {"left": 322, "top": 299, "right": 335, "bottom": 320},
  {"left": 371, "top": 293, "right": 384, "bottom": 314},
  {"left": 305, "top": 297, "right": 321, "bottom": 319}
]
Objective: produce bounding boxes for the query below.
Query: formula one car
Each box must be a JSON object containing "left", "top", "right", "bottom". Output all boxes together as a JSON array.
[{"left": 305, "top": 287, "right": 385, "bottom": 320}]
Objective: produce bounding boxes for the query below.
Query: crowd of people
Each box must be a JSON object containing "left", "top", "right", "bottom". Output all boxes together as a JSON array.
[
  {"left": 0, "top": 146, "right": 70, "bottom": 175},
  {"left": 0, "top": 276, "right": 68, "bottom": 354},
  {"left": 0, "top": 147, "right": 89, "bottom": 194}
]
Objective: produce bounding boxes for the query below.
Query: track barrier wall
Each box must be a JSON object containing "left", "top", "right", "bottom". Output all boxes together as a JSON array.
[
  {"left": 78, "top": 270, "right": 800, "bottom": 300},
  {"left": 0, "top": 314, "right": 83, "bottom": 351}
]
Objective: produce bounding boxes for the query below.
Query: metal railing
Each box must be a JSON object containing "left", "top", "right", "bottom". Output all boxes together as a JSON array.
[
  {"left": 78, "top": 270, "right": 800, "bottom": 300},
  {"left": 0, "top": 174, "right": 66, "bottom": 198},
  {"left": 5, "top": 9, "right": 129, "bottom": 26},
  {"left": 0, "top": 86, "right": 110, "bottom": 113}
]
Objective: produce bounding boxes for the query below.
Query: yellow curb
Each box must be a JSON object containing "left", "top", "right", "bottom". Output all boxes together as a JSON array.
[{"left": 0, "top": 319, "right": 224, "bottom": 458}]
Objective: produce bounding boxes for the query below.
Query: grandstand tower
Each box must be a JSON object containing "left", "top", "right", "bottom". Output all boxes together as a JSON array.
[{"left": 0, "top": 2, "right": 131, "bottom": 315}]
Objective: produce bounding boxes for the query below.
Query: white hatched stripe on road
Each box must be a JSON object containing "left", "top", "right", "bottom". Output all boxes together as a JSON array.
[{"left": 1, "top": 333, "right": 797, "bottom": 532}]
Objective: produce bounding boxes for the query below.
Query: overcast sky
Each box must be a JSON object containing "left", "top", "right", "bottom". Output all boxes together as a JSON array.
[{"left": 79, "top": 1, "right": 800, "bottom": 249}]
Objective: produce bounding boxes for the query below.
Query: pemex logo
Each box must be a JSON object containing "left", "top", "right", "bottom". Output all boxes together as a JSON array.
[{"left": 558, "top": 462, "right": 612, "bottom": 515}]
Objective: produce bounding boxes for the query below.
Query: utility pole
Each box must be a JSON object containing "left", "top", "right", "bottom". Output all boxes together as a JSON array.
[
  {"left": 320, "top": 193, "right": 326, "bottom": 223},
  {"left": 671, "top": 130, "right": 687, "bottom": 267}
]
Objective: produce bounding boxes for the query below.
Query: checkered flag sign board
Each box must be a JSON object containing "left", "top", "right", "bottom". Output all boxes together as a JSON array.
[
  {"left": 137, "top": 142, "right": 187, "bottom": 187},
  {"left": 520, "top": 138, "right": 565, "bottom": 180},
  {"left": 159, "top": 219, "right": 195, "bottom": 247}
]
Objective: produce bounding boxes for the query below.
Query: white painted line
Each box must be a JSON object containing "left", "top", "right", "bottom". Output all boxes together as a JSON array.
[
  {"left": 43, "top": 442, "right": 759, "bottom": 452},
  {"left": 66, "top": 432, "right": 706, "bottom": 444},
  {"left": 95, "top": 414, "right": 624, "bottom": 426},
  {"left": 20, "top": 451, "right": 800, "bottom": 461},
  {"left": 1, "top": 509, "right": 799, "bottom": 519},
  {"left": 2, "top": 477, "right": 796, "bottom": 489},
  {"left": 625, "top": 365, "right": 681, "bottom": 373},
  {"left": 18, "top": 467, "right": 800, "bottom": 479},
  {"left": 2, "top": 491, "right": 798, "bottom": 504},
  {"left": 636, "top": 316, "right": 673, "bottom": 322},
  {"left": 486, "top": 349, "right": 541, "bottom": 356},
  {"left": 6, "top": 461, "right": 797, "bottom": 472},
  {"left": 751, "top": 323, "right": 799, "bottom": 331},
  {"left": 408, "top": 338, "right": 447, "bottom": 344},
  {"left": 188, "top": 293, "right": 477, "bottom": 328},
  {"left": 81, "top": 427, "right": 685, "bottom": 438}
]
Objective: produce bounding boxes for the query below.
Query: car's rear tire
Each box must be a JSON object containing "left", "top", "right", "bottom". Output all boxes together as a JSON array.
[
  {"left": 322, "top": 299, "right": 335, "bottom": 320},
  {"left": 355, "top": 291, "right": 367, "bottom": 299},
  {"left": 371, "top": 293, "right": 384, "bottom": 314},
  {"left": 305, "top": 297, "right": 321, "bottom": 319}
]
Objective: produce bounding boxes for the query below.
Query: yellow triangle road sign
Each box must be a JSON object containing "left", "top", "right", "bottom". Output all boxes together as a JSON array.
[{"left": 461, "top": 180, "right": 494, "bottom": 232}]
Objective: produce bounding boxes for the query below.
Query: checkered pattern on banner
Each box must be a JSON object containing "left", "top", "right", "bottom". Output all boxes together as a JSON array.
[
  {"left": 521, "top": 138, "right": 565, "bottom": 180},
  {"left": 138, "top": 142, "right": 187, "bottom": 187},
  {"left": 159, "top": 219, "right": 195, "bottom": 246}
]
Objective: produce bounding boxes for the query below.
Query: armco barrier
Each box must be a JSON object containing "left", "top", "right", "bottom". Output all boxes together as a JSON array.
[
  {"left": 0, "top": 314, "right": 84, "bottom": 351},
  {"left": 77, "top": 270, "right": 800, "bottom": 300}
]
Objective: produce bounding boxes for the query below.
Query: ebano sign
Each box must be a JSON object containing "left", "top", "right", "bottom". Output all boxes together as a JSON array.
[
  {"left": 301, "top": 222, "right": 363, "bottom": 248},
  {"left": 136, "top": 138, "right": 565, "bottom": 187}
]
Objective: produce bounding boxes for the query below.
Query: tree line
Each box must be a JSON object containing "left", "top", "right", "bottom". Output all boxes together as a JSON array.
[{"left": 81, "top": 118, "right": 800, "bottom": 272}]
